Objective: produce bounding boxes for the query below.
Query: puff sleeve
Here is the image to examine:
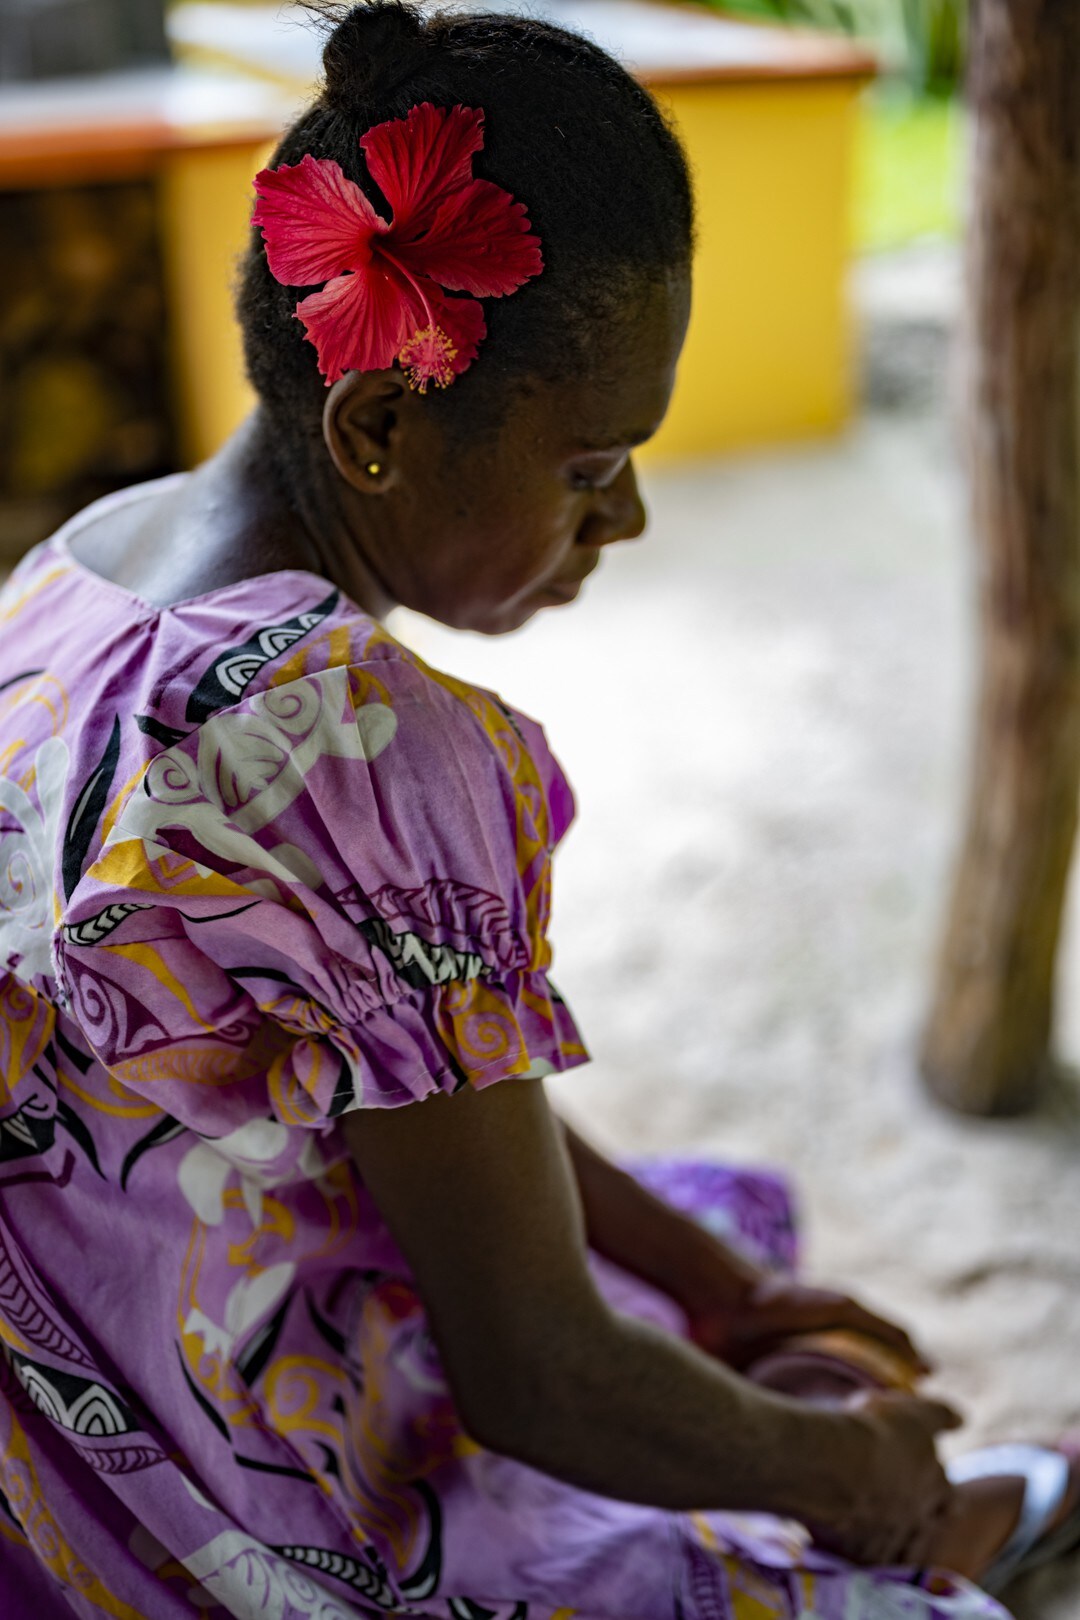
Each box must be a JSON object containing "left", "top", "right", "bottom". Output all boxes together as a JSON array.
[{"left": 55, "top": 652, "right": 588, "bottom": 1137}]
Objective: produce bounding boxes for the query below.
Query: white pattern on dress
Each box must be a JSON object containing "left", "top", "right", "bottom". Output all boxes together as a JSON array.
[
  {"left": 0, "top": 734, "right": 70, "bottom": 984},
  {"left": 182, "top": 1530, "right": 362, "bottom": 1619},
  {"left": 105, "top": 670, "right": 397, "bottom": 891},
  {"left": 841, "top": 1572, "right": 1003, "bottom": 1618}
]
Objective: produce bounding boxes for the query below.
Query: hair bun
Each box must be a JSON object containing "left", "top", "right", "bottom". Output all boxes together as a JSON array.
[{"left": 320, "top": 0, "right": 427, "bottom": 110}]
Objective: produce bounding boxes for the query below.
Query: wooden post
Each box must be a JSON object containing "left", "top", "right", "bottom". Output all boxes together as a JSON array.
[{"left": 920, "top": 0, "right": 1080, "bottom": 1114}]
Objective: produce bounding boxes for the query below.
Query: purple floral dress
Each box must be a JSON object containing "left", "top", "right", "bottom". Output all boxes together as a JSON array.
[{"left": 0, "top": 480, "right": 1008, "bottom": 1619}]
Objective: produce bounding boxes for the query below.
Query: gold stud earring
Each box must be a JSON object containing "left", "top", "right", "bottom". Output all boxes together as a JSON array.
[{"left": 365, "top": 460, "right": 382, "bottom": 478}]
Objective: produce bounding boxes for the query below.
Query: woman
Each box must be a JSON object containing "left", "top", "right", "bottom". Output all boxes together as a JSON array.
[{"left": 0, "top": 3, "right": 1076, "bottom": 1615}]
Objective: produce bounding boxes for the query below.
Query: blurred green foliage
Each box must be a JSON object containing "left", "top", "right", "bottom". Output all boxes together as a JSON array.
[
  {"left": 855, "top": 91, "right": 963, "bottom": 250},
  {"left": 705, "top": 0, "right": 966, "bottom": 94},
  {"left": 702, "top": 0, "right": 966, "bottom": 249}
]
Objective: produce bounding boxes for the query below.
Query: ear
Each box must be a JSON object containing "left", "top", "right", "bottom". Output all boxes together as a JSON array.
[{"left": 322, "top": 371, "right": 407, "bottom": 492}]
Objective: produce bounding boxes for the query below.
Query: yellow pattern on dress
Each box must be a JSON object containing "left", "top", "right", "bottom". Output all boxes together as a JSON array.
[
  {"left": 406, "top": 656, "right": 553, "bottom": 957},
  {"left": 54, "top": 1059, "right": 161, "bottom": 1122},
  {"left": 305, "top": 1156, "right": 361, "bottom": 1263},
  {"left": 260, "top": 986, "right": 347, "bottom": 1116},
  {"left": 264, "top": 1354, "right": 344, "bottom": 1446},
  {"left": 0, "top": 1510, "right": 32, "bottom": 1551},
  {"left": 345, "top": 1280, "right": 459, "bottom": 1556},
  {"left": 0, "top": 566, "right": 71, "bottom": 627},
  {"left": 0, "top": 1401, "right": 146, "bottom": 1618},
  {"left": 0, "top": 671, "right": 69, "bottom": 750},
  {"left": 434, "top": 976, "right": 532, "bottom": 1085},
  {"left": 266, "top": 1021, "right": 369, "bottom": 1124},
  {"left": 113, "top": 1020, "right": 293, "bottom": 1093},
  {"left": 268, "top": 1349, "right": 425, "bottom": 1558},
  {"left": 729, "top": 1557, "right": 795, "bottom": 1619},
  {"left": 98, "top": 764, "right": 152, "bottom": 848},
  {"left": 177, "top": 1204, "right": 264, "bottom": 1433},
  {"left": 0, "top": 978, "right": 54, "bottom": 1102},
  {"left": 0, "top": 1316, "right": 31, "bottom": 1354},
  {"left": 106, "top": 941, "right": 212, "bottom": 1035},
  {"left": 265, "top": 621, "right": 386, "bottom": 697},
  {"left": 86, "top": 837, "right": 250, "bottom": 904}
]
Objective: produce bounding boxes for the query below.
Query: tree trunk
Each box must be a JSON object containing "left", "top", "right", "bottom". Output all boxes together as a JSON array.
[{"left": 920, "top": 0, "right": 1080, "bottom": 1114}]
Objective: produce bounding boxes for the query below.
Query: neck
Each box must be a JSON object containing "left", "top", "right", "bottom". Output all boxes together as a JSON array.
[{"left": 205, "top": 411, "right": 398, "bottom": 620}]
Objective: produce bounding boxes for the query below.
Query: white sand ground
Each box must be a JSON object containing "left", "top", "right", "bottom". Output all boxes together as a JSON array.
[{"left": 394, "top": 254, "right": 1080, "bottom": 1616}]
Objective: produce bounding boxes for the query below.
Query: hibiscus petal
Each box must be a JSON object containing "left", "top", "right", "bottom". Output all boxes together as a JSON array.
[
  {"left": 253, "top": 154, "right": 384, "bottom": 287},
  {"left": 427, "top": 289, "right": 486, "bottom": 376},
  {"left": 295, "top": 264, "right": 423, "bottom": 385},
  {"left": 361, "top": 103, "right": 484, "bottom": 239},
  {"left": 394, "top": 179, "right": 543, "bottom": 298}
]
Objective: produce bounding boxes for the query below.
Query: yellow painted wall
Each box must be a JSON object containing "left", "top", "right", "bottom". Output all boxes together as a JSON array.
[
  {"left": 159, "top": 139, "right": 273, "bottom": 466},
  {"left": 157, "top": 77, "right": 861, "bottom": 467},
  {"left": 644, "top": 77, "right": 860, "bottom": 462}
]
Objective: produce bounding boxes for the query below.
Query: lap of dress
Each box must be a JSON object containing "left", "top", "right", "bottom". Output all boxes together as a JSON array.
[{"left": 0, "top": 1159, "right": 1009, "bottom": 1620}]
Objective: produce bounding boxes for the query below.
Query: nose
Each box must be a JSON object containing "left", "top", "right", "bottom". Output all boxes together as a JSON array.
[{"left": 581, "top": 458, "right": 647, "bottom": 548}]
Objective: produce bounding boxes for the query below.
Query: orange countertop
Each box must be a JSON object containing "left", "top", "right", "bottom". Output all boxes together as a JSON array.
[
  {"left": 167, "top": 0, "right": 876, "bottom": 91},
  {"left": 0, "top": 1, "right": 874, "bottom": 189},
  {"left": 0, "top": 67, "right": 296, "bottom": 188}
]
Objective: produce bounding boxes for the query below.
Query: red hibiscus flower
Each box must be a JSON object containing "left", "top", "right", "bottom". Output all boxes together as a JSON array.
[{"left": 252, "top": 102, "right": 543, "bottom": 392}]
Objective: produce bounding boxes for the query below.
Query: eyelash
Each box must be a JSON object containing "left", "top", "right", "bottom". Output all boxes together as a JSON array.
[{"left": 568, "top": 462, "right": 623, "bottom": 494}]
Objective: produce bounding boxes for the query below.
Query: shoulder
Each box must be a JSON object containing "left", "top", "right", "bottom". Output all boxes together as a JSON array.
[
  {"left": 86, "top": 603, "right": 571, "bottom": 898},
  {"left": 252, "top": 613, "right": 575, "bottom": 851},
  {"left": 53, "top": 590, "right": 589, "bottom": 1124},
  {"left": 54, "top": 585, "right": 573, "bottom": 969}
]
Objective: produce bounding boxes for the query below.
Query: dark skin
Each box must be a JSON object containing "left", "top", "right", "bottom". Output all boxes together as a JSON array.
[
  {"left": 71, "top": 272, "right": 1074, "bottom": 1578},
  {"left": 82, "top": 288, "right": 665, "bottom": 633}
]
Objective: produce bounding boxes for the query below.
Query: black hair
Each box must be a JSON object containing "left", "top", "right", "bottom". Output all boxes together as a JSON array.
[{"left": 237, "top": 0, "right": 694, "bottom": 455}]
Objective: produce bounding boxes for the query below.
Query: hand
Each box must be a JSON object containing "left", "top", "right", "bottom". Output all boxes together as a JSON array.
[
  {"left": 686, "top": 1272, "right": 933, "bottom": 1378},
  {"left": 804, "top": 1392, "right": 962, "bottom": 1567}
]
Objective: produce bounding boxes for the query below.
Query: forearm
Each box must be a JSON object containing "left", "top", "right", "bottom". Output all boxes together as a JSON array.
[
  {"left": 478, "top": 1288, "right": 863, "bottom": 1524},
  {"left": 562, "top": 1120, "right": 762, "bottom": 1314},
  {"left": 476, "top": 1117, "right": 859, "bottom": 1520},
  {"left": 347, "top": 1081, "right": 935, "bottom": 1550}
]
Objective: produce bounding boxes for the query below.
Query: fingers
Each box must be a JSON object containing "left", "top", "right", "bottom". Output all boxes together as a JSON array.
[
  {"left": 745, "top": 1280, "right": 935, "bottom": 1375},
  {"left": 809, "top": 1504, "right": 948, "bottom": 1571},
  {"left": 804, "top": 1290, "right": 933, "bottom": 1373},
  {"left": 848, "top": 1389, "right": 964, "bottom": 1433},
  {"left": 839, "top": 1301, "right": 934, "bottom": 1374},
  {"left": 807, "top": 1393, "right": 962, "bottom": 1569},
  {"left": 878, "top": 1485, "right": 955, "bottom": 1569},
  {"left": 901, "top": 1395, "right": 965, "bottom": 1435}
]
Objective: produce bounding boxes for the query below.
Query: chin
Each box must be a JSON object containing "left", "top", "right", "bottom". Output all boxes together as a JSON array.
[
  {"left": 434, "top": 585, "right": 558, "bottom": 636},
  {"left": 475, "top": 611, "right": 534, "bottom": 637},
  {"left": 462, "top": 599, "right": 543, "bottom": 636}
]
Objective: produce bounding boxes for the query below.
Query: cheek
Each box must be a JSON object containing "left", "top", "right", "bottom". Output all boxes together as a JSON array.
[
  {"left": 511, "top": 492, "right": 582, "bottom": 574},
  {"left": 506, "top": 526, "right": 576, "bottom": 596},
  {"left": 420, "top": 466, "right": 579, "bottom": 612}
]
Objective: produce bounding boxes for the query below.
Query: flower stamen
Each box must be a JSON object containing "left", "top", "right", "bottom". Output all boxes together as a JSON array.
[{"left": 398, "top": 325, "right": 459, "bottom": 393}]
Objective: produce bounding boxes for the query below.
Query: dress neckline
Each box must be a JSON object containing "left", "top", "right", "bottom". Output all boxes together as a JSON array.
[{"left": 50, "top": 473, "right": 337, "bottom": 618}]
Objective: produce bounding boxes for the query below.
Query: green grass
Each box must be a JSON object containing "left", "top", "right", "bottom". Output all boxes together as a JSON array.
[{"left": 855, "top": 91, "right": 965, "bottom": 252}]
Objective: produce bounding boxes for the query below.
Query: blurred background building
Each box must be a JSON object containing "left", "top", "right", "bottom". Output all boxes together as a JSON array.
[
  {"left": 0, "top": 0, "right": 963, "bottom": 563},
  {"left": 0, "top": 0, "right": 169, "bottom": 80}
]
